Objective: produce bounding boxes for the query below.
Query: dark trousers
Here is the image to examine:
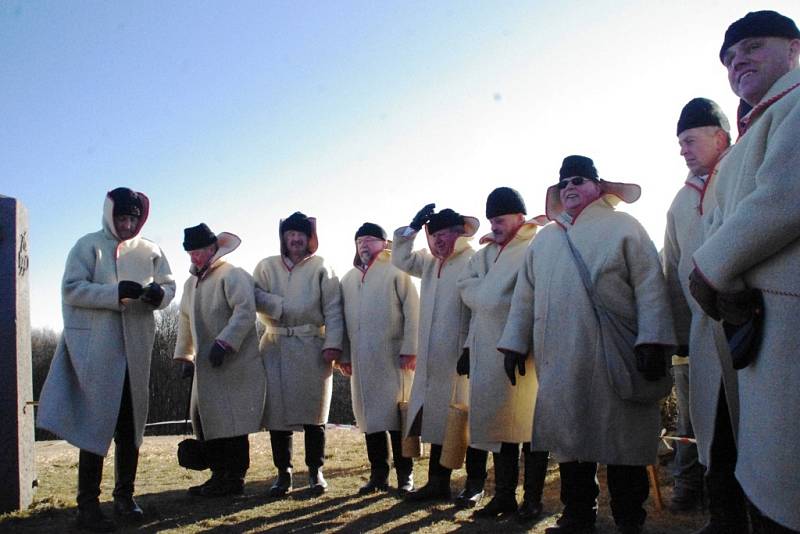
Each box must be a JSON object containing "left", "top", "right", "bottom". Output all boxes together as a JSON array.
[
  {"left": 749, "top": 500, "right": 800, "bottom": 533},
  {"left": 206, "top": 435, "right": 250, "bottom": 477},
  {"left": 558, "top": 461, "right": 649, "bottom": 527},
  {"left": 705, "top": 387, "right": 747, "bottom": 525},
  {"left": 78, "top": 372, "right": 137, "bottom": 508},
  {"left": 426, "top": 444, "right": 489, "bottom": 481},
  {"left": 364, "top": 430, "right": 412, "bottom": 481},
  {"left": 270, "top": 424, "right": 326, "bottom": 472}
]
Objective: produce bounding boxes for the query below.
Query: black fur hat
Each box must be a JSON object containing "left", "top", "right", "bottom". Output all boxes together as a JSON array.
[
  {"left": 108, "top": 187, "right": 142, "bottom": 218},
  {"left": 720, "top": 10, "right": 800, "bottom": 63},
  {"left": 486, "top": 187, "right": 526, "bottom": 219},
  {"left": 354, "top": 222, "right": 386, "bottom": 241},
  {"left": 677, "top": 98, "right": 730, "bottom": 136},
  {"left": 183, "top": 223, "right": 218, "bottom": 251},
  {"left": 280, "top": 211, "right": 313, "bottom": 237},
  {"left": 559, "top": 155, "right": 599, "bottom": 181}
]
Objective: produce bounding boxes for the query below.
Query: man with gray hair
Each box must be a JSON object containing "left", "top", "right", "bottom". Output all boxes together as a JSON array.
[
  {"left": 663, "top": 98, "right": 738, "bottom": 523},
  {"left": 691, "top": 10, "right": 800, "bottom": 533}
]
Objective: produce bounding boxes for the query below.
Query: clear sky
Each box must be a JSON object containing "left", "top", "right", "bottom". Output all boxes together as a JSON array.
[{"left": 2, "top": 0, "right": 797, "bottom": 330}]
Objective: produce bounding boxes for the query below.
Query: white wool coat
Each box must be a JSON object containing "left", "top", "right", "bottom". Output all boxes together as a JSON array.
[
  {"left": 693, "top": 68, "right": 800, "bottom": 530},
  {"left": 37, "top": 194, "right": 175, "bottom": 456},
  {"left": 392, "top": 226, "right": 474, "bottom": 444},
  {"left": 499, "top": 200, "right": 675, "bottom": 465},
  {"left": 174, "top": 239, "right": 265, "bottom": 441},
  {"left": 253, "top": 254, "right": 344, "bottom": 429},
  {"left": 662, "top": 173, "right": 739, "bottom": 467},
  {"left": 340, "top": 250, "right": 420, "bottom": 434},
  {"left": 457, "top": 221, "right": 540, "bottom": 448}
]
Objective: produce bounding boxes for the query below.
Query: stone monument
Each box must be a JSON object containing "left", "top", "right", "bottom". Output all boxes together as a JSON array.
[{"left": 0, "top": 195, "right": 36, "bottom": 512}]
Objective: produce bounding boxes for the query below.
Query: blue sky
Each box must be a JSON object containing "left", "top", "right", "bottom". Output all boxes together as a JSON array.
[{"left": 2, "top": 0, "right": 797, "bottom": 329}]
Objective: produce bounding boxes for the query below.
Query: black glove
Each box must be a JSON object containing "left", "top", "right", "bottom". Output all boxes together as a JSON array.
[
  {"left": 675, "top": 344, "right": 689, "bottom": 357},
  {"left": 181, "top": 361, "right": 195, "bottom": 379},
  {"left": 718, "top": 288, "right": 761, "bottom": 326},
  {"left": 503, "top": 350, "right": 526, "bottom": 386},
  {"left": 409, "top": 203, "right": 436, "bottom": 231},
  {"left": 140, "top": 282, "right": 165, "bottom": 307},
  {"left": 689, "top": 269, "right": 720, "bottom": 321},
  {"left": 118, "top": 280, "right": 144, "bottom": 301},
  {"left": 635, "top": 344, "right": 667, "bottom": 381},
  {"left": 456, "top": 348, "right": 470, "bottom": 377},
  {"left": 208, "top": 342, "right": 227, "bottom": 368}
]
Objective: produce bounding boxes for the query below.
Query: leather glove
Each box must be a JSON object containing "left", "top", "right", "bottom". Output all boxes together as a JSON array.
[
  {"left": 456, "top": 348, "right": 470, "bottom": 377},
  {"left": 503, "top": 350, "right": 526, "bottom": 386},
  {"left": 635, "top": 344, "right": 667, "bottom": 381},
  {"left": 718, "top": 288, "right": 761, "bottom": 326},
  {"left": 409, "top": 203, "right": 436, "bottom": 231},
  {"left": 140, "top": 282, "right": 165, "bottom": 307},
  {"left": 118, "top": 280, "right": 144, "bottom": 301},
  {"left": 181, "top": 361, "right": 195, "bottom": 379},
  {"left": 208, "top": 341, "right": 227, "bottom": 368},
  {"left": 688, "top": 268, "right": 720, "bottom": 321}
]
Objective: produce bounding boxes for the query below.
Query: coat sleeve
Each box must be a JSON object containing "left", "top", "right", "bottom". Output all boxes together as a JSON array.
[
  {"left": 395, "top": 271, "right": 420, "bottom": 356},
  {"left": 320, "top": 266, "right": 344, "bottom": 351},
  {"left": 662, "top": 208, "right": 691, "bottom": 346},
  {"left": 626, "top": 223, "right": 677, "bottom": 348},
  {"left": 498, "top": 247, "right": 536, "bottom": 355},
  {"left": 153, "top": 247, "right": 177, "bottom": 310},
  {"left": 457, "top": 249, "right": 485, "bottom": 310},
  {"left": 217, "top": 268, "right": 257, "bottom": 352},
  {"left": 62, "top": 239, "right": 121, "bottom": 311},
  {"left": 173, "top": 282, "right": 195, "bottom": 362},
  {"left": 391, "top": 227, "right": 427, "bottom": 278},
  {"left": 253, "top": 260, "right": 284, "bottom": 321},
  {"left": 693, "top": 102, "right": 800, "bottom": 290}
]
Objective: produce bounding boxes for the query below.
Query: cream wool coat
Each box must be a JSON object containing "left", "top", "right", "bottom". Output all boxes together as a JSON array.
[
  {"left": 174, "top": 236, "right": 265, "bottom": 441},
  {"left": 663, "top": 174, "right": 739, "bottom": 467},
  {"left": 693, "top": 68, "right": 800, "bottom": 530},
  {"left": 253, "top": 253, "right": 344, "bottom": 430},
  {"left": 392, "top": 225, "right": 475, "bottom": 444},
  {"left": 499, "top": 199, "right": 675, "bottom": 465},
  {"left": 457, "top": 220, "right": 541, "bottom": 448},
  {"left": 37, "top": 193, "right": 175, "bottom": 456},
  {"left": 340, "top": 249, "right": 420, "bottom": 434}
]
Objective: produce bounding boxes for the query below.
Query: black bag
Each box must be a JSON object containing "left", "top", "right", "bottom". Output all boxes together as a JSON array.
[
  {"left": 723, "top": 289, "right": 764, "bottom": 370},
  {"left": 176, "top": 375, "right": 209, "bottom": 471},
  {"left": 178, "top": 438, "right": 209, "bottom": 471}
]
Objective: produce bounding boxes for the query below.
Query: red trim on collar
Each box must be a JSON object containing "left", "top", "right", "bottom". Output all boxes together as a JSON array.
[{"left": 738, "top": 81, "right": 800, "bottom": 139}]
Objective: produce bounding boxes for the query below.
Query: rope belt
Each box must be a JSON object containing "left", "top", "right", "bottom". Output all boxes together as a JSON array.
[{"left": 265, "top": 324, "right": 325, "bottom": 337}]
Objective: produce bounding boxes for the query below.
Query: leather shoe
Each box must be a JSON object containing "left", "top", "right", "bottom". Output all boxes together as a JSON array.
[
  {"left": 472, "top": 495, "right": 517, "bottom": 519},
  {"left": 113, "top": 496, "right": 144, "bottom": 523},
  {"left": 358, "top": 478, "right": 389, "bottom": 495},
  {"left": 268, "top": 470, "right": 292, "bottom": 498},
  {"left": 309, "top": 469, "right": 328, "bottom": 495},
  {"left": 454, "top": 479, "right": 485, "bottom": 509},
  {"left": 196, "top": 475, "right": 243, "bottom": 498},
  {"left": 545, "top": 516, "right": 596, "bottom": 533},
  {"left": 617, "top": 525, "right": 642, "bottom": 534},
  {"left": 405, "top": 479, "right": 451, "bottom": 502},
  {"left": 76, "top": 503, "right": 116, "bottom": 532},
  {"left": 189, "top": 471, "right": 223, "bottom": 496},
  {"left": 516, "top": 498, "right": 543, "bottom": 522}
]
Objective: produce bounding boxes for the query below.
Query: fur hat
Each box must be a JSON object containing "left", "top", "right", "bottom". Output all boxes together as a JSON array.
[
  {"left": 677, "top": 98, "right": 730, "bottom": 136},
  {"left": 720, "top": 10, "right": 800, "bottom": 63},
  {"left": 486, "top": 187, "right": 526, "bottom": 219},
  {"left": 279, "top": 211, "right": 313, "bottom": 237},
  {"left": 108, "top": 187, "right": 143, "bottom": 218},
  {"left": 183, "top": 223, "right": 218, "bottom": 251},
  {"left": 559, "top": 155, "right": 599, "bottom": 181},
  {"left": 354, "top": 222, "right": 386, "bottom": 241}
]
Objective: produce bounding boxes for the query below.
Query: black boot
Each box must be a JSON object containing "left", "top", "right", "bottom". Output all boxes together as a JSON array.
[
  {"left": 547, "top": 462, "right": 599, "bottom": 532},
  {"left": 189, "top": 470, "right": 224, "bottom": 496},
  {"left": 407, "top": 444, "right": 451, "bottom": 501},
  {"left": 269, "top": 430, "right": 294, "bottom": 497},
  {"left": 76, "top": 502, "right": 116, "bottom": 533},
  {"left": 305, "top": 425, "right": 328, "bottom": 495},
  {"left": 360, "top": 432, "right": 390, "bottom": 494},
  {"left": 389, "top": 430, "right": 414, "bottom": 496},
  {"left": 455, "top": 478, "right": 486, "bottom": 509},
  {"left": 309, "top": 468, "right": 328, "bottom": 495},
  {"left": 112, "top": 439, "right": 142, "bottom": 523},
  {"left": 518, "top": 449, "right": 548, "bottom": 522},
  {"left": 474, "top": 444, "right": 519, "bottom": 519}
]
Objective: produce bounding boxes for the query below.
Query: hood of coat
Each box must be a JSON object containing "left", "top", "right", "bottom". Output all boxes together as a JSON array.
[
  {"left": 352, "top": 240, "right": 392, "bottom": 269},
  {"left": 424, "top": 214, "right": 480, "bottom": 259},
  {"left": 102, "top": 190, "right": 150, "bottom": 241},
  {"left": 478, "top": 215, "right": 548, "bottom": 246},
  {"left": 545, "top": 179, "right": 641, "bottom": 222},
  {"left": 278, "top": 215, "right": 319, "bottom": 258},
  {"left": 190, "top": 231, "right": 241, "bottom": 277}
]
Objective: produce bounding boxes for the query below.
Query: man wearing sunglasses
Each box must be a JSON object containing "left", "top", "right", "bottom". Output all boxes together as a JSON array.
[
  {"left": 499, "top": 156, "right": 675, "bottom": 534},
  {"left": 690, "top": 10, "right": 800, "bottom": 532}
]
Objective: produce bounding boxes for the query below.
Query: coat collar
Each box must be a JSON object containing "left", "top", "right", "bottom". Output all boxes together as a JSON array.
[
  {"left": 190, "top": 232, "right": 241, "bottom": 280},
  {"left": 545, "top": 179, "right": 640, "bottom": 223},
  {"left": 738, "top": 68, "right": 800, "bottom": 137},
  {"left": 424, "top": 214, "right": 480, "bottom": 260},
  {"left": 278, "top": 215, "right": 319, "bottom": 257},
  {"left": 554, "top": 197, "right": 616, "bottom": 229},
  {"left": 102, "top": 190, "right": 150, "bottom": 242}
]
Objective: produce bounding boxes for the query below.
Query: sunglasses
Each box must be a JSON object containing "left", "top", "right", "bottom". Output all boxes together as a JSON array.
[{"left": 557, "top": 176, "right": 598, "bottom": 189}]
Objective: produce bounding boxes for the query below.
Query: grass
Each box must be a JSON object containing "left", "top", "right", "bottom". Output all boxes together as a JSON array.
[{"left": 0, "top": 429, "right": 708, "bottom": 533}]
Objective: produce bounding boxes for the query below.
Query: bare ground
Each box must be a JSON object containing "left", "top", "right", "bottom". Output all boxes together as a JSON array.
[{"left": 0, "top": 430, "right": 707, "bottom": 533}]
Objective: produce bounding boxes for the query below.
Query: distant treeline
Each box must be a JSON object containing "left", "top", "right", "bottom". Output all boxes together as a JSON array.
[{"left": 31, "top": 304, "right": 356, "bottom": 441}]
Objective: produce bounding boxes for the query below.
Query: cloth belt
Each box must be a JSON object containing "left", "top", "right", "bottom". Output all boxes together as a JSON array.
[{"left": 265, "top": 324, "right": 325, "bottom": 338}]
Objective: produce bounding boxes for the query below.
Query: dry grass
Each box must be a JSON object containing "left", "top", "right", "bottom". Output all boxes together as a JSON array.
[{"left": 0, "top": 429, "right": 707, "bottom": 533}]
